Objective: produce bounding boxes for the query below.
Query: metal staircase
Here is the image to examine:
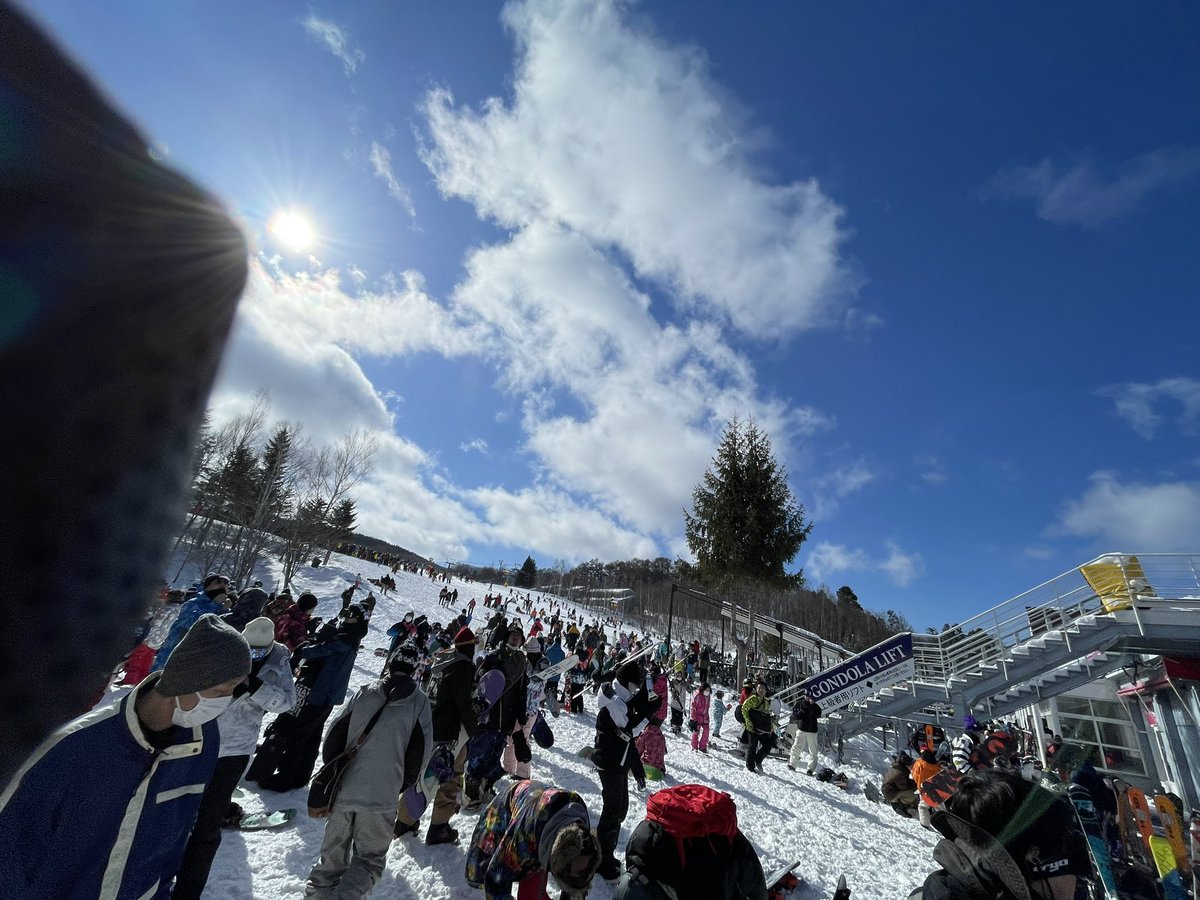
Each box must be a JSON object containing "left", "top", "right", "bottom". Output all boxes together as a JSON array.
[{"left": 802, "top": 553, "right": 1200, "bottom": 737}]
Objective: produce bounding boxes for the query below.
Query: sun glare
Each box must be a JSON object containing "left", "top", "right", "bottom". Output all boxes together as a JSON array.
[{"left": 268, "top": 209, "right": 317, "bottom": 252}]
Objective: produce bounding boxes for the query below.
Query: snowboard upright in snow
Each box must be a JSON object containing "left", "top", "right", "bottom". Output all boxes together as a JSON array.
[{"left": 1066, "top": 783, "right": 1118, "bottom": 898}]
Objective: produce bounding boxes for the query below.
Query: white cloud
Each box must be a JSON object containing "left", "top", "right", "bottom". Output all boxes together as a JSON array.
[
  {"left": 368, "top": 142, "right": 416, "bottom": 217},
  {"left": 460, "top": 438, "right": 490, "bottom": 455},
  {"left": 421, "top": 0, "right": 855, "bottom": 340},
  {"left": 805, "top": 539, "right": 924, "bottom": 588},
  {"left": 810, "top": 459, "right": 875, "bottom": 518},
  {"left": 878, "top": 540, "right": 925, "bottom": 588},
  {"left": 916, "top": 456, "right": 947, "bottom": 485},
  {"left": 1024, "top": 544, "right": 1055, "bottom": 561},
  {"left": 1051, "top": 472, "right": 1200, "bottom": 551},
  {"left": 347, "top": 264, "right": 367, "bottom": 284},
  {"left": 302, "top": 14, "right": 365, "bottom": 75},
  {"left": 1098, "top": 377, "right": 1200, "bottom": 439},
  {"left": 987, "top": 146, "right": 1200, "bottom": 228}
]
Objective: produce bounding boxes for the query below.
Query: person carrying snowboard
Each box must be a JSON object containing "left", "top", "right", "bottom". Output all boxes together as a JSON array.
[
  {"left": 464, "top": 625, "right": 528, "bottom": 809},
  {"left": 393, "top": 627, "right": 480, "bottom": 844},
  {"left": 740, "top": 680, "right": 776, "bottom": 773},
  {"left": 304, "top": 643, "right": 433, "bottom": 899},
  {"left": 593, "top": 660, "right": 653, "bottom": 882}
]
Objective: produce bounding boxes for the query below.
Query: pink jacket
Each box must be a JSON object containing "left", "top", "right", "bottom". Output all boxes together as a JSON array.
[
  {"left": 690, "top": 690, "right": 711, "bottom": 726},
  {"left": 636, "top": 721, "right": 667, "bottom": 769}
]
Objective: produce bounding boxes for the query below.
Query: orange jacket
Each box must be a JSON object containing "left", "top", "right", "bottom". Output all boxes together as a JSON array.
[{"left": 910, "top": 757, "right": 942, "bottom": 789}]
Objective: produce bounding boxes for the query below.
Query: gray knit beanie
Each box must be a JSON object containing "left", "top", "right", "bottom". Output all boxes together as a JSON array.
[{"left": 156, "top": 613, "right": 251, "bottom": 696}]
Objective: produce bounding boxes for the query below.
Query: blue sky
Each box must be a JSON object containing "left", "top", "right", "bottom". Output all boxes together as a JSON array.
[{"left": 26, "top": 1, "right": 1200, "bottom": 630}]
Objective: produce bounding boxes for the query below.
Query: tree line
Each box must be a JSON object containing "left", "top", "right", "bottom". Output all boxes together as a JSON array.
[{"left": 171, "top": 392, "right": 376, "bottom": 590}]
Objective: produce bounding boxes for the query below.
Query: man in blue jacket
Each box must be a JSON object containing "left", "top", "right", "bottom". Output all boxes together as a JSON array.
[{"left": 0, "top": 614, "right": 250, "bottom": 900}]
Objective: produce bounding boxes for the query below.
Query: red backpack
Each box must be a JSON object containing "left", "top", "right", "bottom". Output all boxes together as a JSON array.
[{"left": 644, "top": 784, "right": 738, "bottom": 867}]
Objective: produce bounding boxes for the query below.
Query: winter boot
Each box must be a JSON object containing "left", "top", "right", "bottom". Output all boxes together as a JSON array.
[
  {"left": 394, "top": 819, "right": 418, "bottom": 839},
  {"left": 426, "top": 823, "right": 459, "bottom": 845}
]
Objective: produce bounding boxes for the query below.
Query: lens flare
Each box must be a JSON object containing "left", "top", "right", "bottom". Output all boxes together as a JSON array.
[{"left": 267, "top": 209, "right": 316, "bottom": 252}]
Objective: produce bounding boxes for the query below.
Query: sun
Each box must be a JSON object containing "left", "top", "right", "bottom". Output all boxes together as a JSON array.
[{"left": 267, "top": 209, "right": 317, "bottom": 252}]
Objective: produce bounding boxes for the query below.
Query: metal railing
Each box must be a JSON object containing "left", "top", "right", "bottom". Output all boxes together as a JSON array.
[{"left": 818, "top": 553, "right": 1200, "bottom": 715}]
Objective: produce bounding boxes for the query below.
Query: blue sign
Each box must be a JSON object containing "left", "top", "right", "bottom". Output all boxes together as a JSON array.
[{"left": 796, "top": 633, "right": 915, "bottom": 713}]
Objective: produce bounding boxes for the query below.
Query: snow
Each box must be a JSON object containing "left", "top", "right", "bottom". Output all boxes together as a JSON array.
[{"left": 174, "top": 550, "right": 939, "bottom": 899}]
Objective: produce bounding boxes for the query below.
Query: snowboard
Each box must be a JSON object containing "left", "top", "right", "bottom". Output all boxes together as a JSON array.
[
  {"left": 766, "top": 860, "right": 804, "bottom": 900},
  {"left": 1126, "top": 787, "right": 1156, "bottom": 859},
  {"left": 233, "top": 809, "right": 296, "bottom": 831},
  {"left": 920, "top": 732, "right": 1017, "bottom": 810},
  {"left": 643, "top": 764, "right": 664, "bottom": 782},
  {"left": 1149, "top": 835, "right": 1190, "bottom": 900},
  {"left": 1153, "top": 795, "right": 1191, "bottom": 877},
  {"left": 473, "top": 669, "right": 506, "bottom": 723},
  {"left": 533, "top": 653, "right": 579, "bottom": 683},
  {"left": 863, "top": 781, "right": 882, "bottom": 804},
  {"left": 1066, "top": 783, "right": 1119, "bottom": 898}
]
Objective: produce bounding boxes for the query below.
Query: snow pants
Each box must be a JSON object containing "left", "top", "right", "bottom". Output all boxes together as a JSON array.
[
  {"left": 502, "top": 717, "right": 535, "bottom": 779},
  {"left": 789, "top": 729, "right": 819, "bottom": 773},
  {"left": 172, "top": 754, "right": 248, "bottom": 900},
  {"left": 305, "top": 809, "right": 394, "bottom": 899},
  {"left": 746, "top": 731, "right": 774, "bottom": 771},
  {"left": 247, "top": 703, "right": 333, "bottom": 790},
  {"left": 691, "top": 721, "right": 710, "bottom": 752},
  {"left": 596, "top": 766, "right": 631, "bottom": 879},
  {"left": 712, "top": 707, "right": 725, "bottom": 737},
  {"left": 669, "top": 707, "right": 684, "bottom": 734}
]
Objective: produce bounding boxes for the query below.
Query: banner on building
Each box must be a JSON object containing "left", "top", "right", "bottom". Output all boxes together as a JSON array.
[{"left": 796, "top": 633, "right": 915, "bottom": 713}]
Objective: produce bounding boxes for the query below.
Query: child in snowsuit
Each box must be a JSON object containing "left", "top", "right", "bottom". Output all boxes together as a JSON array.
[
  {"left": 711, "top": 690, "right": 729, "bottom": 738},
  {"left": 690, "top": 684, "right": 711, "bottom": 752},
  {"left": 636, "top": 721, "right": 667, "bottom": 775}
]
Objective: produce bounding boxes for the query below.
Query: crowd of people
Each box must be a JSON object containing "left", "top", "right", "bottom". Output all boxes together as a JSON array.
[{"left": 0, "top": 570, "right": 1128, "bottom": 900}]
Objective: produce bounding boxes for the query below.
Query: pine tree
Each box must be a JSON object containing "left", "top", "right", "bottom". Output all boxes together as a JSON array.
[
  {"left": 328, "top": 498, "right": 357, "bottom": 543},
  {"left": 516, "top": 555, "right": 538, "bottom": 588},
  {"left": 684, "top": 418, "right": 812, "bottom": 590}
]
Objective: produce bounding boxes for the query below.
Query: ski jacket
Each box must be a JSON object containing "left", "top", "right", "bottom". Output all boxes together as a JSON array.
[
  {"left": 881, "top": 760, "right": 917, "bottom": 802},
  {"left": 525, "top": 654, "right": 549, "bottom": 713},
  {"left": 143, "top": 602, "right": 183, "bottom": 650},
  {"left": 649, "top": 674, "right": 670, "bottom": 723},
  {"left": 465, "top": 780, "right": 591, "bottom": 900},
  {"left": 427, "top": 648, "right": 480, "bottom": 743},
  {"left": 791, "top": 697, "right": 821, "bottom": 733},
  {"left": 907, "top": 836, "right": 1034, "bottom": 900},
  {"left": 151, "top": 594, "right": 226, "bottom": 671},
  {"left": 273, "top": 604, "right": 311, "bottom": 650},
  {"left": 478, "top": 646, "right": 529, "bottom": 732},
  {"left": 740, "top": 694, "right": 774, "bottom": 734},
  {"left": 322, "top": 675, "right": 433, "bottom": 813},
  {"left": 668, "top": 680, "right": 687, "bottom": 711},
  {"left": 222, "top": 587, "right": 267, "bottom": 631},
  {"left": 593, "top": 680, "right": 650, "bottom": 772},
  {"left": 543, "top": 639, "right": 565, "bottom": 683},
  {"left": 690, "top": 691, "right": 711, "bottom": 726},
  {"left": 216, "top": 642, "right": 296, "bottom": 757},
  {"left": 636, "top": 722, "right": 667, "bottom": 770},
  {"left": 951, "top": 730, "right": 982, "bottom": 774},
  {"left": 295, "top": 631, "right": 363, "bottom": 707},
  {"left": 910, "top": 757, "right": 942, "bottom": 790},
  {"left": 0, "top": 673, "right": 218, "bottom": 900},
  {"left": 617, "top": 809, "right": 766, "bottom": 900}
]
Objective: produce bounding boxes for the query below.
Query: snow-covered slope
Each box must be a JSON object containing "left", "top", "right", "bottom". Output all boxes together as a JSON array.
[{"left": 175, "top": 550, "right": 937, "bottom": 900}]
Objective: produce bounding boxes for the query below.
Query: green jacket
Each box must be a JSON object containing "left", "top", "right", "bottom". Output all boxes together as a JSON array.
[{"left": 740, "top": 694, "right": 774, "bottom": 734}]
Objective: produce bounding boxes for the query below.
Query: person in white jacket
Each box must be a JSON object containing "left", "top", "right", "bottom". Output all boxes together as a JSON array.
[{"left": 172, "top": 617, "right": 296, "bottom": 900}]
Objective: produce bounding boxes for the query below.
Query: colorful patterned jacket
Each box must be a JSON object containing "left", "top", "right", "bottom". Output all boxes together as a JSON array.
[{"left": 465, "top": 780, "right": 591, "bottom": 899}]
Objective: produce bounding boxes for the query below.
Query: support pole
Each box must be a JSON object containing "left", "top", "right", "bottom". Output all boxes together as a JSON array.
[{"left": 667, "top": 584, "right": 676, "bottom": 651}]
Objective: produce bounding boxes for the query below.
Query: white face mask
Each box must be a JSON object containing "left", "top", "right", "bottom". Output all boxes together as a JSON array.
[{"left": 172, "top": 693, "right": 234, "bottom": 728}]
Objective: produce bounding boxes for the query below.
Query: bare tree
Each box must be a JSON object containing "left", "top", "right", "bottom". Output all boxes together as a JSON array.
[{"left": 320, "top": 427, "right": 377, "bottom": 564}]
